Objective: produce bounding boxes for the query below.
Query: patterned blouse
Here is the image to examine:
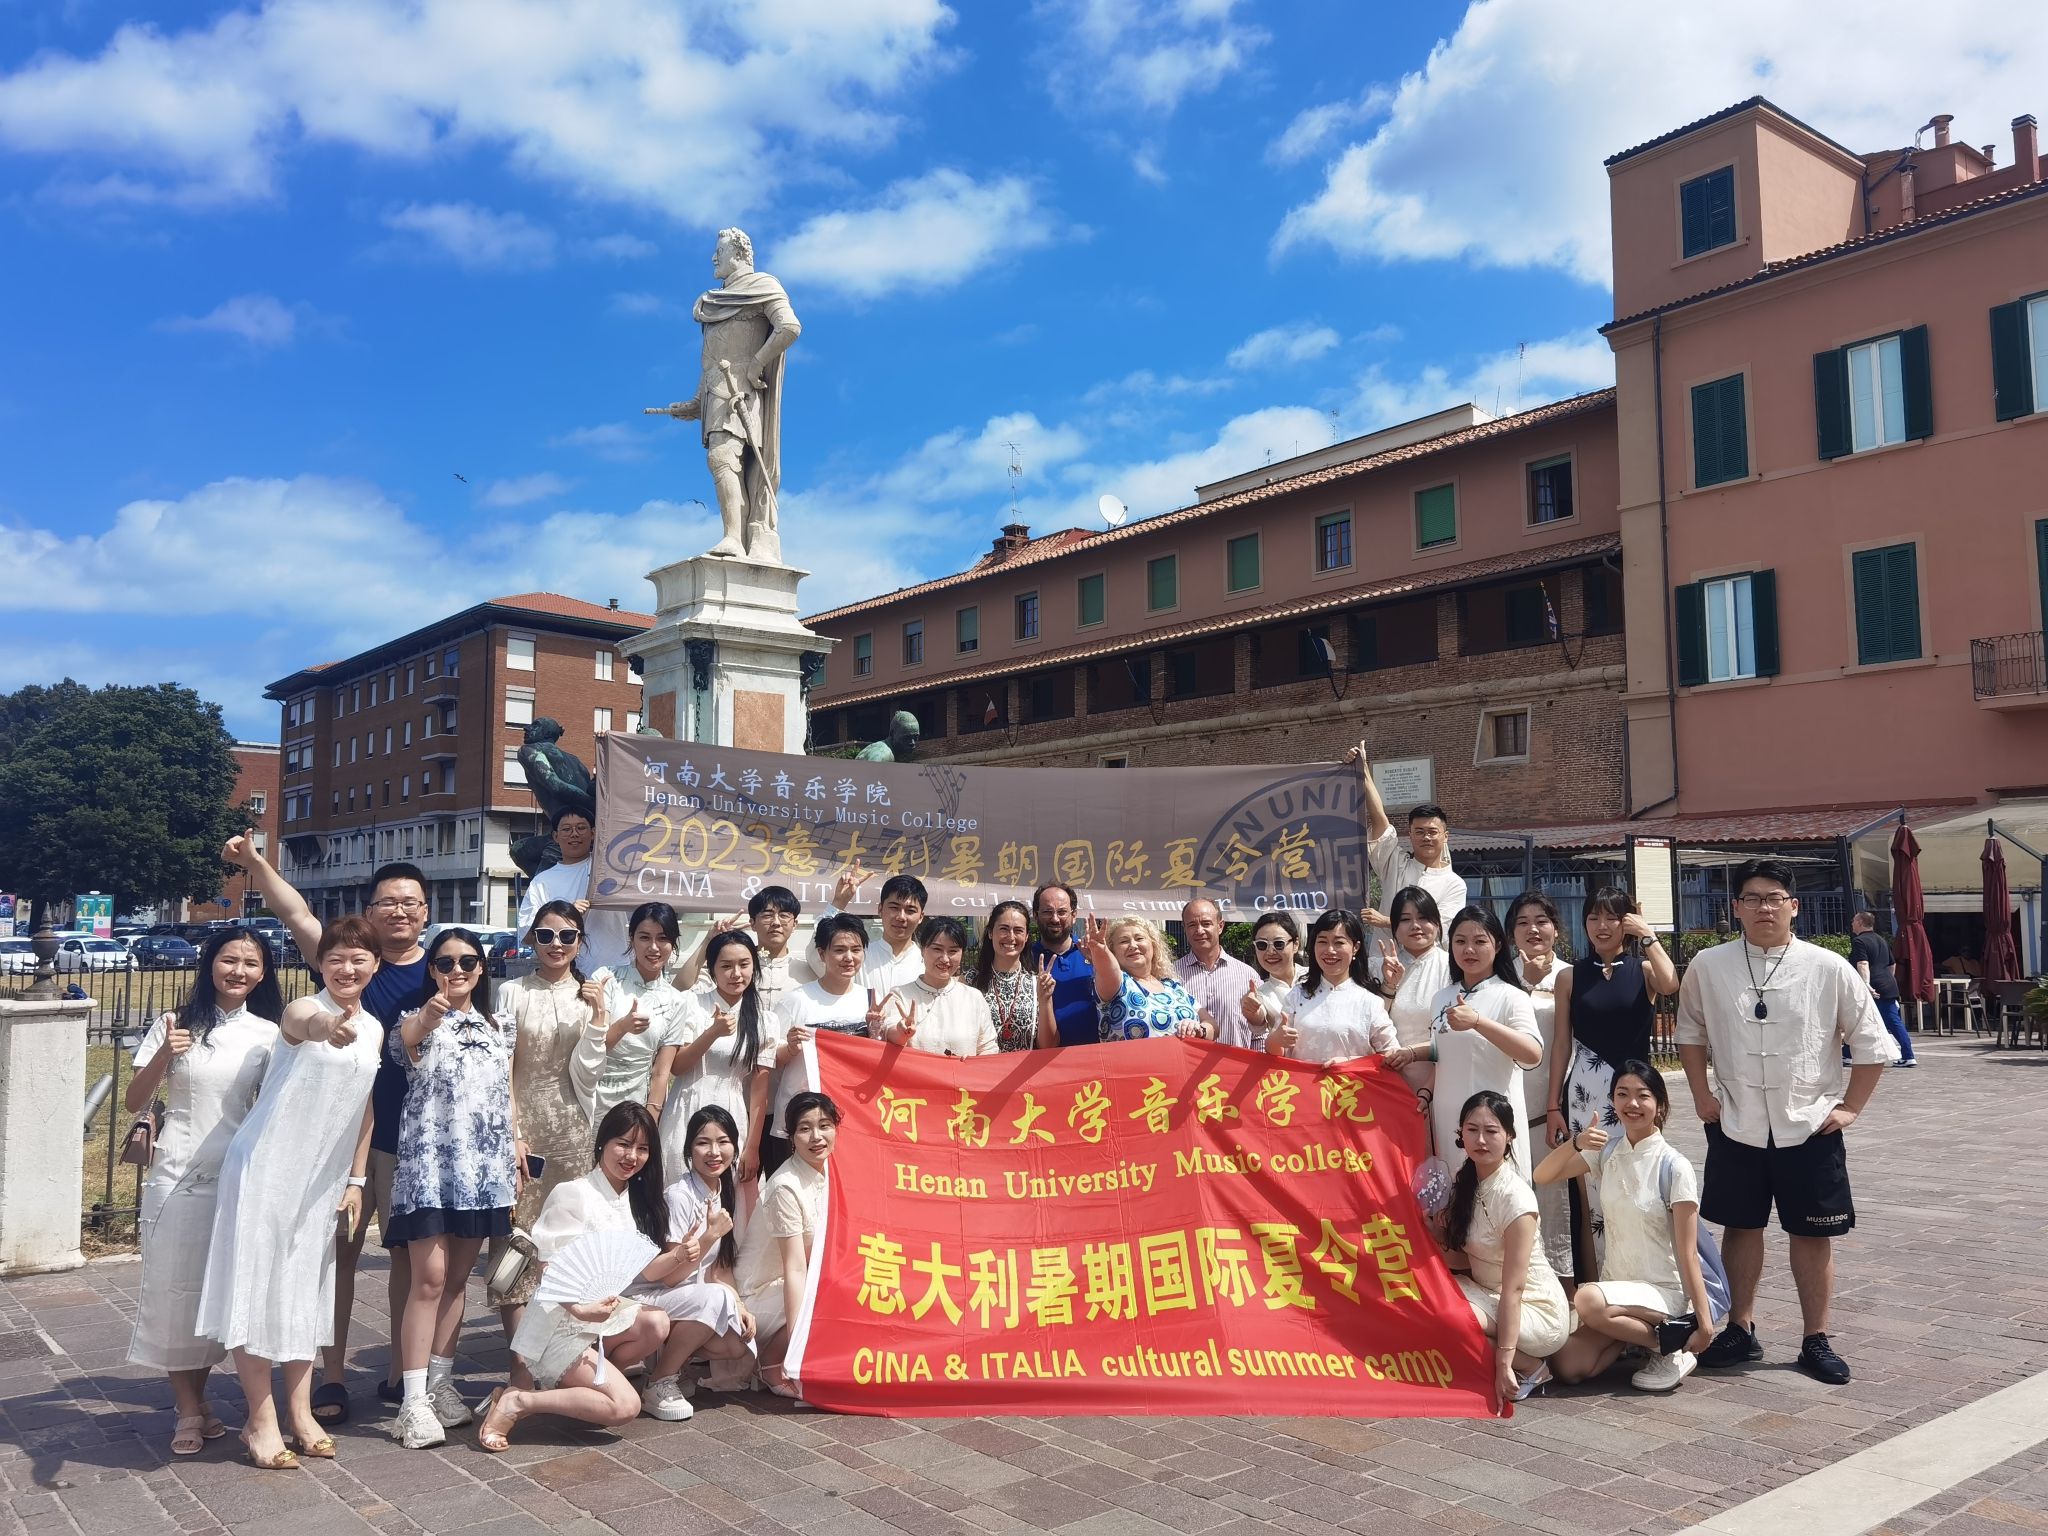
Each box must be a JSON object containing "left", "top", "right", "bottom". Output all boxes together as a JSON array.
[
  {"left": 388, "top": 1006, "right": 517, "bottom": 1218},
  {"left": 1099, "top": 973, "right": 1200, "bottom": 1042},
  {"left": 978, "top": 966, "right": 1039, "bottom": 1053}
]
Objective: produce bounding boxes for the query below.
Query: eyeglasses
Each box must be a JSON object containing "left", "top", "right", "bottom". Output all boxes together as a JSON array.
[
  {"left": 431, "top": 954, "right": 483, "bottom": 974},
  {"left": 1735, "top": 894, "right": 1794, "bottom": 911},
  {"left": 532, "top": 928, "right": 581, "bottom": 946},
  {"left": 369, "top": 898, "right": 428, "bottom": 913},
  {"left": 1253, "top": 938, "right": 1294, "bottom": 952}
]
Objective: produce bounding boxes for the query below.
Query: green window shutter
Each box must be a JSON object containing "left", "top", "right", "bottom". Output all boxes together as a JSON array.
[
  {"left": 1352, "top": 613, "right": 1379, "bottom": 671},
  {"left": 1675, "top": 581, "right": 1707, "bottom": 687},
  {"left": 1226, "top": 534, "right": 1260, "bottom": 592},
  {"left": 1991, "top": 300, "right": 2036, "bottom": 422},
  {"left": 1416, "top": 484, "right": 1457, "bottom": 547},
  {"left": 1718, "top": 376, "right": 1748, "bottom": 480},
  {"left": 1148, "top": 556, "right": 1177, "bottom": 610},
  {"left": 2036, "top": 520, "right": 2048, "bottom": 631},
  {"left": 1692, "top": 377, "right": 1746, "bottom": 486},
  {"left": 1077, "top": 574, "right": 1104, "bottom": 627},
  {"left": 1852, "top": 550, "right": 1888, "bottom": 664},
  {"left": 1680, "top": 179, "right": 1709, "bottom": 257},
  {"left": 1749, "top": 569, "right": 1780, "bottom": 677},
  {"left": 1883, "top": 545, "right": 1921, "bottom": 661},
  {"left": 1899, "top": 324, "right": 1932, "bottom": 441},
  {"left": 1814, "top": 348, "right": 1851, "bottom": 460},
  {"left": 1705, "top": 169, "right": 1736, "bottom": 248}
]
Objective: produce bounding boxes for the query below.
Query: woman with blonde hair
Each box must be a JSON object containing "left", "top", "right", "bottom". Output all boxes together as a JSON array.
[{"left": 1081, "top": 914, "right": 1213, "bottom": 1041}]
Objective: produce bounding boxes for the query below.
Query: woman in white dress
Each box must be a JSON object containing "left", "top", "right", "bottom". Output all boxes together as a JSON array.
[
  {"left": 1265, "top": 910, "right": 1396, "bottom": 1066},
  {"left": 654, "top": 929, "right": 763, "bottom": 1186},
  {"left": 1375, "top": 887, "right": 1452, "bottom": 1109},
  {"left": 477, "top": 1102, "right": 674, "bottom": 1450},
  {"left": 1508, "top": 892, "right": 1575, "bottom": 1282},
  {"left": 576, "top": 902, "right": 694, "bottom": 1123},
  {"left": 126, "top": 931, "right": 283, "bottom": 1456},
  {"left": 881, "top": 916, "right": 1002, "bottom": 1055},
  {"left": 1237, "top": 911, "right": 1303, "bottom": 1052},
  {"left": 1386, "top": 905, "right": 1542, "bottom": 1182},
  {"left": 631, "top": 1104, "right": 758, "bottom": 1417},
  {"left": 195, "top": 917, "right": 384, "bottom": 1470},
  {"left": 737, "top": 1092, "right": 838, "bottom": 1400}
]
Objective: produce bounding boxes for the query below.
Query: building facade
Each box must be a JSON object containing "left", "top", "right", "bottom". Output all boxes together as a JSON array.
[
  {"left": 182, "top": 741, "right": 280, "bottom": 924},
  {"left": 804, "top": 395, "right": 1629, "bottom": 835},
  {"left": 265, "top": 594, "right": 651, "bottom": 927}
]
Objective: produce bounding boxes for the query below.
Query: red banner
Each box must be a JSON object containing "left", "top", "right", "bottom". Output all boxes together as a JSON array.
[{"left": 786, "top": 1032, "right": 1499, "bottom": 1418}]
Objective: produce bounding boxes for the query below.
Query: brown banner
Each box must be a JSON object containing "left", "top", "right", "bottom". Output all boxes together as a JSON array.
[{"left": 591, "top": 736, "right": 1367, "bottom": 918}]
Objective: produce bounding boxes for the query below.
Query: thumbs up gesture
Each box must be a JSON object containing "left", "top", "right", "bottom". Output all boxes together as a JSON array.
[{"left": 1239, "top": 977, "right": 1264, "bottom": 1026}]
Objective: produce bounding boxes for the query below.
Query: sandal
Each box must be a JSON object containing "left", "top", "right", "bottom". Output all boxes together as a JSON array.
[
  {"left": 201, "top": 1416, "right": 227, "bottom": 1441},
  {"left": 310, "top": 1382, "right": 350, "bottom": 1425},
  {"left": 475, "top": 1388, "right": 518, "bottom": 1454},
  {"left": 287, "top": 1433, "right": 337, "bottom": 1459},
  {"left": 240, "top": 1433, "right": 300, "bottom": 1471},
  {"left": 171, "top": 1415, "right": 208, "bottom": 1457}
]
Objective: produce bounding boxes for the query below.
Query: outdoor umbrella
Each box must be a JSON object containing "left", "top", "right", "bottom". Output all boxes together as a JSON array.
[
  {"left": 1981, "top": 837, "right": 2020, "bottom": 983},
  {"left": 1890, "top": 823, "right": 1935, "bottom": 1004}
]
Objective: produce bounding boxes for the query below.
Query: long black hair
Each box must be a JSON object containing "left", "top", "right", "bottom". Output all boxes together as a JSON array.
[
  {"left": 593, "top": 1100, "right": 668, "bottom": 1246},
  {"left": 1302, "top": 908, "right": 1372, "bottom": 998},
  {"left": 180, "top": 928, "right": 285, "bottom": 1044},
  {"left": 411, "top": 925, "right": 494, "bottom": 1014},
  {"left": 972, "top": 901, "right": 1032, "bottom": 993},
  {"left": 524, "top": 899, "right": 588, "bottom": 983},
  {"left": 702, "top": 929, "right": 762, "bottom": 1068},
  {"left": 682, "top": 1104, "right": 742, "bottom": 1271},
  {"left": 1444, "top": 1090, "right": 1518, "bottom": 1253},
  {"left": 1445, "top": 905, "right": 1524, "bottom": 993}
]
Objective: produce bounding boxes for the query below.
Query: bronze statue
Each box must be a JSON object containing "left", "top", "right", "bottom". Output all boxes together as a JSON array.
[
  {"left": 856, "top": 710, "right": 921, "bottom": 764},
  {"left": 511, "top": 718, "right": 595, "bottom": 877}
]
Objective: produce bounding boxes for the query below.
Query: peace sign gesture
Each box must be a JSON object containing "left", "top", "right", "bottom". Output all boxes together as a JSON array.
[
  {"left": 1079, "top": 912, "right": 1113, "bottom": 967},
  {"left": 1032, "top": 953, "right": 1057, "bottom": 1006},
  {"left": 1378, "top": 939, "right": 1405, "bottom": 992},
  {"left": 831, "top": 861, "right": 871, "bottom": 911}
]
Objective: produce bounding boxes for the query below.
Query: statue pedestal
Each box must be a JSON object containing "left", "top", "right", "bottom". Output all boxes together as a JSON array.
[
  {"left": 621, "top": 555, "right": 836, "bottom": 753},
  {"left": 0, "top": 996, "right": 94, "bottom": 1275}
]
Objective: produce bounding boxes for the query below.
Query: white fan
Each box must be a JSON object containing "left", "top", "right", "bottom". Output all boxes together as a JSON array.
[{"left": 534, "top": 1230, "right": 658, "bottom": 1306}]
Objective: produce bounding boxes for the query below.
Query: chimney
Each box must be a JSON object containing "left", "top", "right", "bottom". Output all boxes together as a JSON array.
[
  {"left": 1931, "top": 113, "right": 1953, "bottom": 146},
  {"left": 607, "top": 597, "right": 619, "bottom": 611},
  {"left": 1898, "top": 164, "right": 1916, "bottom": 221},
  {"left": 989, "top": 521, "right": 1031, "bottom": 561},
  {"left": 2016, "top": 115, "right": 2041, "bottom": 182}
]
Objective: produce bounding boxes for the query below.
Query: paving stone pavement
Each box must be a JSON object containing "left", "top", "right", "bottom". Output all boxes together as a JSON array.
[{"left": 5, "top": 1035, "right": 2045, "bottom": 1536}]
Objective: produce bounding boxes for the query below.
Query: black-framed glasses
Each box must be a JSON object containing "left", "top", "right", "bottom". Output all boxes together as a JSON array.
[
  {"left": 432, "top": 954, "right": 483, "bottom": 974},
  {"left": 1734, "top": 894, "right": 1794, "bottom": 911},
  {"left": 1253, "top": 938, "right": 1294, "bottom": 952},
  {"left": 532, "top": 928, "right": 582, "bottom": 946},
  {"left": 369, "top": 898, "right": 428, "bottom": 913}
]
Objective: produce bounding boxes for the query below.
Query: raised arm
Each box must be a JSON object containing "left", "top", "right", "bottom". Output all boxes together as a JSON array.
[
  {"left": 1544, "top": 968, "right": 1575, "bottom": 1147},
  {"left": 222, "top": 829, "right": 321, "bottom": 959},
  {"left": 1344, "top": 739, "right": 1393, "bottom": 844},
  {"left": 1622, "top": 913, "right": 1678, "bottom": 996},
  {"left": 1080, "top": 915, "right": 1122, "bottom": 1002}
]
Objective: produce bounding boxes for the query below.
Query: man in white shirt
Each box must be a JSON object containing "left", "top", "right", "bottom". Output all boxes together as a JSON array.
[
  {"left": 1676, "top": 858, "right": 1891, "bottom": 1386},
  {"left": 677, "top": 885, "right": 815, "bottom": 1014},
  {"left": 514, "top": 809, "right": 630, "bottom": 972},
  {"left": 1171, "top": 898, "right": 1256, "bottom": 1048},
  {"left": 1347, "top": 740, "right": 1467, "bottom": 943}
]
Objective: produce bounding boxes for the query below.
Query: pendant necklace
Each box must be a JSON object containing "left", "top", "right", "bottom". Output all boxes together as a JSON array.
[{"left": 1740, "top": 942, "right": 1791, "bottom": 1020}]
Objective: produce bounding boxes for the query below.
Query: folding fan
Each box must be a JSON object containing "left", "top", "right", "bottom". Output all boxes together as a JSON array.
[
  {"left": 533, "top": 1231, "right": 658, "bottom": 1306},
  {"left": 1412, "top": 1155, "right": 1454, "bottom": 1217}
]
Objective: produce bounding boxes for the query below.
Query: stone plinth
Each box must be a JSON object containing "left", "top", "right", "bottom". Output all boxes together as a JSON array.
[
  {"left": 0, "top": 996, "right": 94, "bottom": 1275},
  {"left": 620, "top": 555, "right": 837, "bottom": 754}
]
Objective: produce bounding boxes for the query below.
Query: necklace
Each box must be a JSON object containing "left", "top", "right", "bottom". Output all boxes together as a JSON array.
[{"left": 1740, "top": 941, "right": 1792, "bottom": 1020}]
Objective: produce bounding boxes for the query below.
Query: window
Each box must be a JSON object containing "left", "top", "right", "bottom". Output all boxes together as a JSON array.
[
  {"left": 332, "top": 792, "right": 340, "bottom": 814},
  {"left": 506, "top": 634, "right": 534, "bottom": 671},
  {"left": 505, "top": 688, "right": 535, "bottom": 727},
  {"left": 249, "top": 791, "right": 268, "bottom": 815},
  {"left": 425, "top": 653, "right": 438, "bottom": 680},
  {"left": 402, "top": 720, "right": 412, "bottom": 747},
  {"left": 1478, "top": 708, "right": 1531, "bottom": 764},
  {"left": 852, "top": 633, "right": 873, "bottom": 677},
  {"left": 287, "top": 701, "right": 300, "bottom": 729},
  {"left": 1415, "top": 484, "right": 1457, "bottom": 549},
  {"left": 1015, "top": 591, "right": 1040, "bottom": 640},
  {"left": 421, "top": 712, "right": 436, "bottom": 739},
  {"left": 1316, "top": 512, "right": 1353, "bottom": 573},
  {"left": 383, "top": 726, "right": 393, "bottom": 754},
  {"left": 368, "top": 680, "right": 378, "bottom": 707},
  {"left": 1147, "top": 555, "right": 1178, "bottom": 612},
  {"left": 283, "top": 747, "right": 298, "bottom": 774},
  {"left": 1252, "top": 622, "right": 1334, "bottom": 687},
  {"left": 1100, "top": 755, "right": 1129, "bottom": 768},
  {"left": 405, "top": 665, "right": 416, "bottom": 693},
  {"left": 1816, "top": 329, "right": 1931, "bottom": 458},
  {"left": 382, "top": 780, "right": 391, "bottom": 807},
  {"left": 1852, "top": 544, "right": 1923, "bottom": 665},
  {"left": 282, "top": 797, "right": 295, "bottom": 824},
  {"left": 1460, "top": 579, "right": 1553, "bottom": 654},
  {"left": 1165, "top": 636, "right": 1234, "bottom": 700},
  {"left": 421, "top": 766, "right": 436, "bottom": 794},
  {"left": 955, "top": 606, "right": 979, "bottom": 654},
  {"left": 626, "top": 710, "right": 642, "bottom": 733},
  {"left": 385, "top": 669, "right": 396, "bottom": 699},
  {"left": 504, "top": 749, "right": 528, "bottom": 787},
  {"left": 1992, "top": 293, "right": 2048, "bottom": 421},
  {"left": 902, "top": 619, "right": 925, "bottom": 666},
  {"left": 1691, "top": 375, "right": 1748, "bottom": 487},
  {"left": 1022, "top": 670, "right": 1076, "bottom": 723},
  {"left": 350, "top": 736, "right": 359, "bottom": 764},
  {"left": 351, "top": 684, "right": 361, "bottom": 712},
  {"left": 444, "top": 646, "right": 460, "bottom": 676},
  {"left": 1527, "top": 455, "right": 1574, "bottom": 524},
  {"left": 1077, "top": 573, "right": 1106, "bottom": 628},
  {"left": 1351, "top": 597, "right": 1439, "bottom": 671},
  {"left": 1225, "top": 533, "right": 1261, "bottom": 594},
  {"left": 957, "top": 684, "right": 1006, "bottom": 734},
  {"left": 1675, "top": 570, "right": 1780, "bottom": 685},
  {"left": 1583, "top": 563, "right": 1624, "bottom": 636},
  {"left": 347, "top": 787, "right": 356, "bottom": 811},
  {"left": 594, "top": 707, "right": 614, "bottom": 734},
  {"left": 400, "top": 775, "right": 411, "bottom": 803},
  {"left": 1086, "top": 654, "right": 1151, "bottom": 714},
  {"left": 595, "top": 650, "right": 614, "bottom": 682},
  {"left": 1680, "top": 166, "right": 1737, "bottom": 258}
]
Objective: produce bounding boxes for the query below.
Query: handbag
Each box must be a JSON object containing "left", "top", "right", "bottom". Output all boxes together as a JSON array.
[
  {"left": 119, "top": 1105, "right": 161, "bottom": 1168},
  {"left": 487, "top": 1229, "right": 541, "bottom": 1306}
]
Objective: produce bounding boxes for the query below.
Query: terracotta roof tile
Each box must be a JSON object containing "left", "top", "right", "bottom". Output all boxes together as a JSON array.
[
  {"left": 1603, "top": 95, "right": 1858, "bottom": 168},
  {"left": 485, "top": 592, "right": 655, "bottom": 627},
  {"left": 804, "top": 389, "right": 1617, "bottom": 626},
  {"left": 1504, "top": 801, "right": 1967, "bottom": 851},
  {"left": 815, "top": 531, "right": 1620, "bottom": 710}
]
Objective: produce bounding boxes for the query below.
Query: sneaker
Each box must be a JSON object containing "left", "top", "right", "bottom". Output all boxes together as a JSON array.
[
  {"left": 1894, "top": 1058, "right": 1918, "bottom": 1068},
  {"left": 428, "top": 1379, "right": 472, "bottom": 1428},
  {"left": 1698, "top": 1321, "right": 1764, "bottom": 1368},
  {"left": 1798, "top": 1333, "right": 1851, "bottom": 1385},
  {"left": 393, "top": 1396, "right": 446, "bottom": 1449},
  {"left": 639, "top": 1376, "right": 695, "bottom": 1421},
  {"left": 1631, "top": 1350, "right": 1698, "bottom": 1392}
]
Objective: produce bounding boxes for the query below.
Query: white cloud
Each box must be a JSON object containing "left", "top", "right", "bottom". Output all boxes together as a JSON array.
[
  {"left": 0, "top": 0, "right": 955, "bottom": 219},
  {"left": 1348, "top": 331, "right": 1615, "bottom": 430},
  {"left": 548, "top": 422, "right": 661, "bottom": 462},
  {"left": 1265, "top": 89, "right": 1390, "bottom": 166},
  {"left": 608, "top": 291, "right": 679, "bottom": 318},
  {"left": 1226, "top": 321, "right": 1340, "bottom": 371},
  {"left": 1273, "top": 0, "right": 2048, "bottom": 286},
  {"left": 1130, "top": 146, "right": 1168, "bottom": 185},
  {"left": 157, "top": 292, "right": 326, "bottom": 348},
  {"left": 1083, "top": 368, "right": 1232, "bottom": 406},
  {"left": 478, "top": 472, "right": 573, "bottom": 508},
  {"left": 772, "top": 170, "right": 1061, "bottom": 299},
  {"left": 380, "top": 201, "right": 556, "bottom": 269},
  {"left": 1043, "top": 0, "right": 1266, "bottom": 115},
  {"left": 579, "top": 232, "right": 656, "bottom": 260},
  {"left": 877, "top": 412, "right": 1088, "bottom": 501},
  {"left": 1050, "top": 405, "right": 1336, "bottom": 521}
]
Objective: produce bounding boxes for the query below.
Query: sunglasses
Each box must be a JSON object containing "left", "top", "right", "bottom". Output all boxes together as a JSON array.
[
  {"left": 532, "top": 928, "right": 582, "bottom": 945},
  {"left": 1253, "top": 938, "right": 1294, "bottom": 952},
  {"left": 431, "top": 954, "right": 483, "bottom": 974}
]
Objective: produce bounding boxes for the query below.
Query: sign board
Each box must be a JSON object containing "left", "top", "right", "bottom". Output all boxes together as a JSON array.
[
  {"left": 0, "top": 894, "right": 15, "bottom": 938},
  {"left": 75, "top": 892, "right": 114, "bottom": 938},
  {"left": 1371, "top": 757, "right": 1434, "bottom": 812},
  {"left": 1626, "top": 838, "right": 1677, "bottom": 932}
]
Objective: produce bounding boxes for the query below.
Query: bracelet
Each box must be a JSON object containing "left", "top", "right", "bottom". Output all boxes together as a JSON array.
[
  {"left": 1416, "top": 1089, "right": 1433, "bottom": 1103},
  {"left": 346, "top": 1175, "right": 367, "bottom": 1189},
  {"left": 1427, "top": 1041, "right": 1440, "bottom": 1063}
]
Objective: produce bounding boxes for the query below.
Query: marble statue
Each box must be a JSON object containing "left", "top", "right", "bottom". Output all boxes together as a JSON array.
[
  {"left": 646, "top": 227, "right": 802, "bottom": 563},
  {"left": 856, "top": 710, "right": 921, "bottom": 763},
  {"left": 510, "top": 718, "right": 595, "bottom": 877}
]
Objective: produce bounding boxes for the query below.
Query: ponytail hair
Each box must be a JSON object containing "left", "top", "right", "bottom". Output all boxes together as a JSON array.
[
  {"left": 703, "top": 929, "right": 762, "bottom": 1068},
  {"left": 1443, "top": 1090, "right": 1518, "bottom": 1253}
]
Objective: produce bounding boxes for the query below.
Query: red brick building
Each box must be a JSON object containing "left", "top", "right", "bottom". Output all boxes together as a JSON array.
[{"left": 182, "top": 741, "right": 281, "bottom": 923}]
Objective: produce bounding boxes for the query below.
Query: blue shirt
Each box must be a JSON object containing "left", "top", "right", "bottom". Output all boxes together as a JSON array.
[
  {"left": 1029, "top": 939, "right": 1098, "bottom": 1047},
  {"left": 362, "top": 956, "right": 430, "bottom": 1154}
]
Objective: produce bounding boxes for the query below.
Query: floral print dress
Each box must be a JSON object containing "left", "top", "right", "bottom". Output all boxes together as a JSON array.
[{"left": 385, "top": 1006, "right": 517, "bottom": 1245}]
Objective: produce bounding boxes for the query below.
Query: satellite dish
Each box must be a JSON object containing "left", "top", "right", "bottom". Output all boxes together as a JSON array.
[{"left": 1098, "top": 494, "right": 1128, "bottom": 528}]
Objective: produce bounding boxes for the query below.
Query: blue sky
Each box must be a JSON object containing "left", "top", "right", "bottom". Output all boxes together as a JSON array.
[{"left": 1, "top": 0, "right": 2039, "bottom": 737}]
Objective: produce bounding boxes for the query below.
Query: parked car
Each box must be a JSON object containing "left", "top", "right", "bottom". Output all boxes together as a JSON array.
[
  {"left": 482, "top": 930, "right": 528, "bottom": 977},
  {"left": 57, "top": 936, "right": 135, "bottom": 972},
  {"left": 130, "top": 936, "right": 201, "bottom": 970},
  {"left": 0, "top": 938, "right": 37, "bottom": 976}
]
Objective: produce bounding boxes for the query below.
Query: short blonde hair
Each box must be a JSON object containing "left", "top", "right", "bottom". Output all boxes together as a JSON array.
[{"left": 1104, "top": 916, "right": 1170, "bottom": 980}]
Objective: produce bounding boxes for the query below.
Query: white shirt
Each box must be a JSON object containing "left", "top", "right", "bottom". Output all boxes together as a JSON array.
[
  {"left": 762, "top": 980, "right": 871, "bottom": 1136},
  {"left": 1589, "top": 1130, "right": 1698, "bottom": 1302},
  {"left": 1280, "top": 978, "right": 1397, "bottom": 1062},
  {"left": 1383, "top": 944, "right": 1451, "bottom": 1050},
  {"left": 1675, "top": 937, "right": 1893, "bottom": 1148},
  {"left": 887, "top": 977, "right": 999, "bottom": 1057},
  {"left": 862, "top": 939, "right": 924, "bottom": 995},
  {"left": 1427, "top": 975, "right": 1542, "bottom": 1180},
  {"left": 518, "top": 858, "right": 631, "bottom": 974},
  {"left": 1368, "top": 824, "right": 1467, "bottom": 945}
]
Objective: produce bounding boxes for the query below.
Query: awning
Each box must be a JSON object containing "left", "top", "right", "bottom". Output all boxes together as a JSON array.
[
  {"left": 1508, "top": 803, "right": 1965, "bottom": 853},
  {"left": 1906, "top": 799, "right": 2048, "bottom": 892}
]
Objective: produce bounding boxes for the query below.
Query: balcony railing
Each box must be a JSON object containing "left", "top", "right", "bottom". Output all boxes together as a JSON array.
[{"left": 1971, "top": 631, "right": 2048, "bottom": 703}]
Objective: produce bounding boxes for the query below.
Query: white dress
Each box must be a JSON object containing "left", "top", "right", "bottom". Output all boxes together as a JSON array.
[
  {"left": 195, "top": 994, "right": 381, "bottom": 1362},
  {"left": 1385, "top": 946, "right": 1451, "bottom": 1049},
  {"left": 1280, "top": 978, "right": 1397, "bottom": 1062},
  {"left": 1521, "top": 954, "right": 1575, "bottom": 1277},
  {"left": 658, "top": 990, "right": 762, "bottom": 1185},
  {"left": 1455, "top": 1163, "right": 1573, "bottom": 1359},
  {"left": 1244, "top": 967, "right": 1301, "bottom": 1052},
  {"left": 509, "top": 1169, "right": 646, "bottom": 1387},
  {"left": 628, "top": 1172, "right": 747, "bottom": 1340},
  {"left": 1427, "top": 976, "right": 1542, "bottom": 1183},
  {"left": 127, "top": 1008, "right": 279, "bottom": 1371},
  {"left": 736, "top": 1156, "right": 828, "bottom": 1340},
  {"left": 578, "top": 966, "right": 694, "bottom": 1122}
]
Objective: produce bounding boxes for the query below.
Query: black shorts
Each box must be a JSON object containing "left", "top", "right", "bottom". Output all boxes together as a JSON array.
[{"left": 1700, "top": 1122, "right": 1855, "bottom": 1238}]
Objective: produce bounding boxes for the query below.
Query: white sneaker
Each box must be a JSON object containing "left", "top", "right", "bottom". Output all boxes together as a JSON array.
[
  {"left": 1631, "top": 1350, "right": 1698, "bottom": 1392},
  {"left": 429, "top": 1380, "right": 473, "bottom": 1428},
  {"left": 639, "top": 1376, "right": 694, "bottom": 1421},
  {"left": 394, "top": 1396, "right": 447, "bottom": 1448}
]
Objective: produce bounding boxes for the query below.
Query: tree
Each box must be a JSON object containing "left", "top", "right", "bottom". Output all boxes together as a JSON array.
[{"left": 0, "top": 680, "right": 250, "bottom": 914}]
